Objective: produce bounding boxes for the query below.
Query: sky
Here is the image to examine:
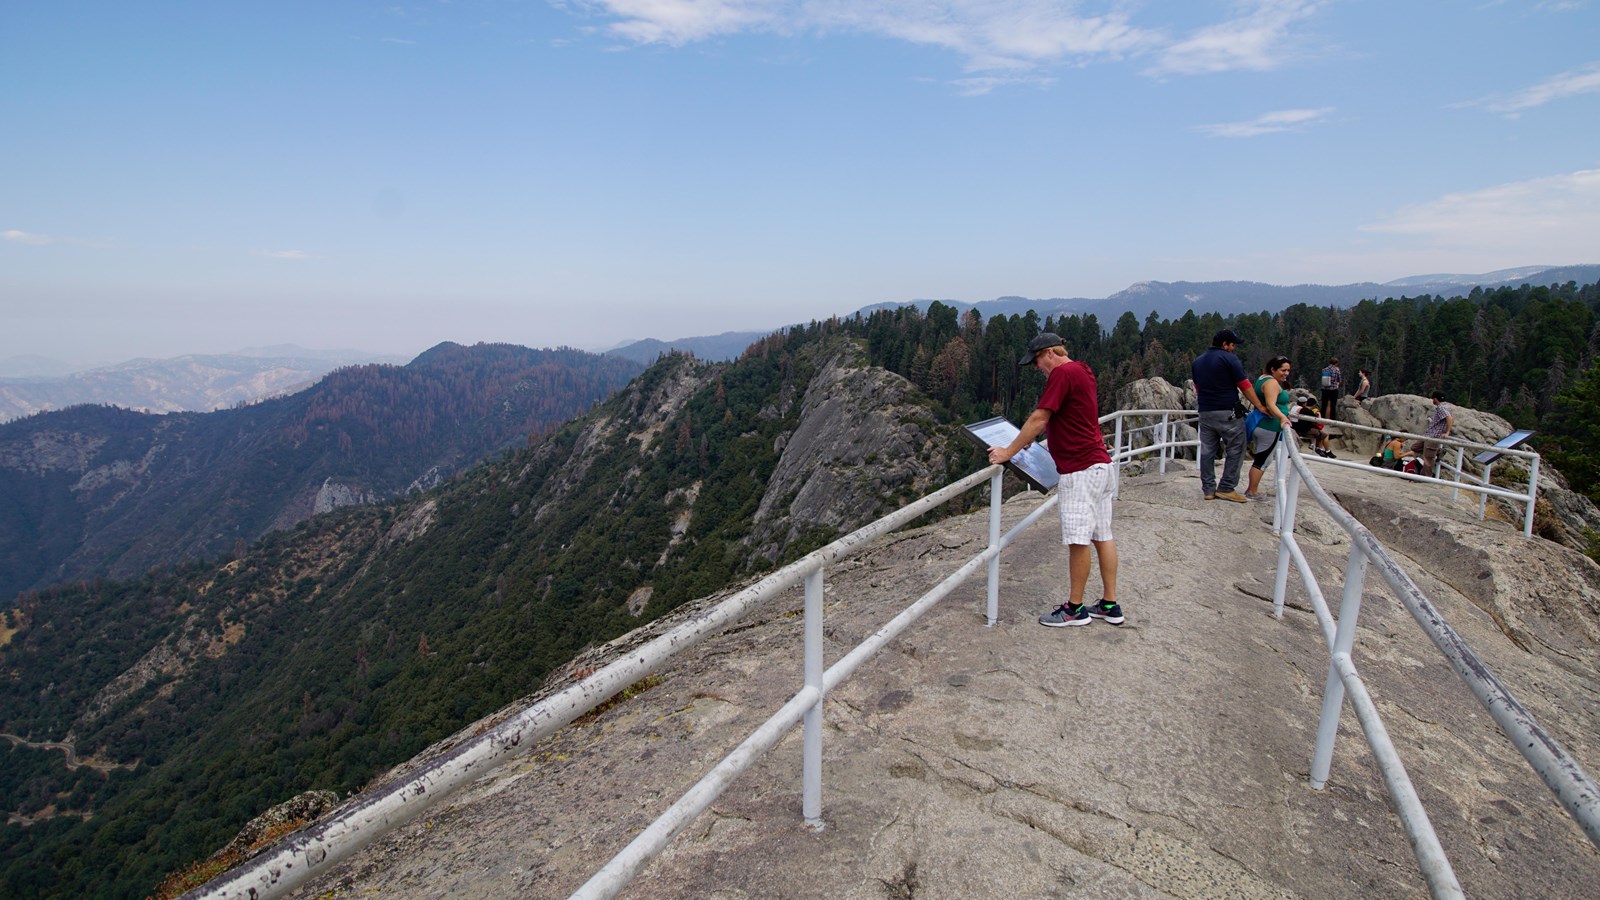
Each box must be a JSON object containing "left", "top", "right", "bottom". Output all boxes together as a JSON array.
[{"left": 3, "top": 1, "right": 1599, "bottom": 367}]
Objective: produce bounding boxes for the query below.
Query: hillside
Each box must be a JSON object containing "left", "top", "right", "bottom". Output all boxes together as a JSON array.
[
  {"left": 0, "top": 330, "right": 971, "bottom": 898},
  {"left": 0, "top": 343, "right": 644, "bottom": 598}
]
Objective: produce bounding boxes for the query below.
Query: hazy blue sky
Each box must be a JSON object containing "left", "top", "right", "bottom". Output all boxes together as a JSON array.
[{"left": 4, "top": 1, "right": 1598, "bottom": 366}]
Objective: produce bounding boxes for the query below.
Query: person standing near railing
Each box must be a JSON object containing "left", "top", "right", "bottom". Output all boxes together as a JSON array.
[
  {"left": 1191, "top": 329, "right": 1271, "bottom": 503},
  {"left": 1412, "top": 392, "right": 1454, "bottom": 477},
  {"left": 1245, "top": 357, "right": 1296, "bottom": 501},
  {"left": 988, "top": 332, "right": 1124, "bottom": 628}
]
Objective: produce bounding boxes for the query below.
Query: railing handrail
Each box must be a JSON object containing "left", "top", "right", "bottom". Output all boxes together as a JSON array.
[
  {"left": 1292, "top": 411, "right": 1540, "bottom": 462},
  {"left": 1268, "top": 427, "right": 1600, "bottom": 896},
  {"left": 186, "top": 466, "right": 1006, "bottom": 899}
]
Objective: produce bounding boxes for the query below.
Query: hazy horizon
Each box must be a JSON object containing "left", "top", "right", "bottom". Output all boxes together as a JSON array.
[{"left": 5, "top": 2, "right": 1598, "bottom": 366}]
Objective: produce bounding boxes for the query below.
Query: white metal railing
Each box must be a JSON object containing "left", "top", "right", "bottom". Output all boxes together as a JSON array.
[
  {"left": 187, "top": 465, "right": 1050, "bottom": 900},
  {"left": 570, "top": 470, "right": 1058, "bottom": 897},
  {"left": 1265, "top": 430, "right": 1600, "bottom": 898},
  {"left": 1290, "top": 413, "right": 1541, "bottom": 537},
  {"left": 188, "top": 407, "right": 1577, "bottom": 900}
]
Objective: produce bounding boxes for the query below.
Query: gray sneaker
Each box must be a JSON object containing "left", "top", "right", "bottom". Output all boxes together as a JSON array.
[{"left": 1039, "top": 603, "right": 1090, "bottom": 627}]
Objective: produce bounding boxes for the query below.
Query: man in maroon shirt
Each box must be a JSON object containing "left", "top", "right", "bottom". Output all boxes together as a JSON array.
[{"left": 988, "top": 333, "right": 1123, "bottom": 628}]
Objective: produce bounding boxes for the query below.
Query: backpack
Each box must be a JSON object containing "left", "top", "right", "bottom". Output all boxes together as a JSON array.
[
  {"left": 1244, "top": 408, "right": 1265, "bottom": 442},
  {"left": 1320, "top": 367, "right": 1337, "bottom": 390}
]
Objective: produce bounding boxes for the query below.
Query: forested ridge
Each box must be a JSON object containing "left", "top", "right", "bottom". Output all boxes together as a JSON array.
[
  {"left": 0, "top": 342, "right": 645, "bottom": 598},
  {"left": 2, "top": 279, "right": 1597, "bottom": 897},
  {"left": 0, "top": 335, "right": 877, "bottom": 898},
  {"left": 845, "top": 279, "right": 1600, "bottom": 508}
]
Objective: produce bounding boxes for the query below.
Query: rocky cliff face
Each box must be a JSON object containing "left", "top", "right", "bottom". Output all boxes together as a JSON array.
[{"left": 749, "top": 339, "right": 952, "bottom": 562}]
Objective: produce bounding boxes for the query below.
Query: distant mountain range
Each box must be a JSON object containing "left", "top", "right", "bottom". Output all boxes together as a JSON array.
[
  {"left": 0, "top": 342, "right": 643, "bottom": 598},
  {"left": 10, "top": 266, "right": 1596, "bottom": 416},
  {"left": 855, "top": 264, "right": 1600, "bottom": 325},
  {"left": 603, "top": 331, "right": 769, "bottom": 364},
  {"left": 605, "top": 265, "right": 1600, "bottom": 363},
  {"left": 0, "top": 346, "right": 411, "bottom": 423}
]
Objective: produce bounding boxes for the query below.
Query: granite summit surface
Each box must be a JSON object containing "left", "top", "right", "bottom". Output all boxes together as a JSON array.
[{"left": 288, "top": 461, "right": 1600, "bottom": 899}]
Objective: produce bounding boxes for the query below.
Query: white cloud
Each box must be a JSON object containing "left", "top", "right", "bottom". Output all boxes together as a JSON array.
[
  {"left": 252, "top": 249, "right": 315, "bottom": 260},
  {"left": 3, "top": 229, "right": 54, "bottom": 246},
  {"left": 1362, "top": 167, "right": 1600, "bottom": 262},
  {"left": 1458, "top": 61, "right": 1600, "bottom": 116},
  {"left": 1146, "top": 0, "right": 1328, "bottom": 76},
  {"left": 3, "top": 229, "right": 109, "bottom": 248},
  {"left": 1196, "top": 106, "right": 1334, "bottom": 137},
  {"left": 572, "top": 1, "right": 1331, "bottom": 76}
]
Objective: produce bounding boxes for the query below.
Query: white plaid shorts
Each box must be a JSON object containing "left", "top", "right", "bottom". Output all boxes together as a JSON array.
[{"left": 1057, "top": 462, "right": 1115, "bottom": 545}]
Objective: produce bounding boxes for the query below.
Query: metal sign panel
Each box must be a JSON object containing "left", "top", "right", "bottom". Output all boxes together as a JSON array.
[
  {"left": 1472, "top": 428, "right": 1537, "bottom": 466},
  {"left": 963, "top": 416, "right": 1059, "bottom": 492}
]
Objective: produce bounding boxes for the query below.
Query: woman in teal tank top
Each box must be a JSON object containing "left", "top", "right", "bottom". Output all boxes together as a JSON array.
[{"left": 1245, "top": 356, "right": 1295, "bottom": 499}]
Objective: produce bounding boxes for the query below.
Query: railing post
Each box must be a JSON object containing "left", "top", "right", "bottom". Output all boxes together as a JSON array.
[
  {"left": 1524, "top": 455, "right": 1540, "bottom": 539},
  {"left": 1311, "top": 544, "right": 1371, "bottom": 789},
  {"left": 1112, "top": 414, "right": 1124, "bottom": 498},
  {"left": 986, "top": 470, "right": 1002, "bottom": 626},
  {"left": 802, "top": 566, "right": 824, "bottom": 830},
  {"left": 1272, "top": 441, "right": 1299, "bottom": 619},
  {"left": 1479, "top": 461, "right": 1494, "bottom": 521},
  {"left": 1450, "top": 447, "right": 1465, "bottom": 503},
  {"left": 1158, "top": 413, "right": 1169, "bottom": 475}
]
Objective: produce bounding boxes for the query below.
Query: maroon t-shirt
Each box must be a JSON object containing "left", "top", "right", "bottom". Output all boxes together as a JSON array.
[{"left": 1037, "top": 359, "right": 1111, "bottom": 474}]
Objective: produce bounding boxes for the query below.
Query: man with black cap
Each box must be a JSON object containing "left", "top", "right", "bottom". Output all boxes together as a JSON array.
[
  {"left": 1191, "top": 329, "right": 1270, "bottom": 502},
  {"left": 988, "top": 333, "right": 1123, "bottom": 628}
]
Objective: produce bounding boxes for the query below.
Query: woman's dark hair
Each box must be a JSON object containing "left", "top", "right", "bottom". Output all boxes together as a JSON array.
[{"left": 1263, "top": 356, "right": 1291, "bottom": 373}]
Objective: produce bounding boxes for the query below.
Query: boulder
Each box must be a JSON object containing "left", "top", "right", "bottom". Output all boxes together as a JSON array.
[
  {"left": 748, "top": 339, "right": 951, "bottom": 562},
  {"left": 1114, "top": 377, "right": 1196, "bottom": 457},
  {"left": 1364, "top": 394, "right": 1513, "bottom": 448}
]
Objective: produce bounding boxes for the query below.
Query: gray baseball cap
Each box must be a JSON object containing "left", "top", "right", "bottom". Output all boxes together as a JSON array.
[{"left": 1018, "top": 332, "right": 1064, "bottom": 367}]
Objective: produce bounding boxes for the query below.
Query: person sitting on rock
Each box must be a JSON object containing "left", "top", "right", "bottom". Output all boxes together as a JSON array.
[
  {"left": 1379, "top": 434, "right": 1414, "bottom": 471},
  {"left": 1291, "top": 396, "right": 1336, "bottom": 458}
]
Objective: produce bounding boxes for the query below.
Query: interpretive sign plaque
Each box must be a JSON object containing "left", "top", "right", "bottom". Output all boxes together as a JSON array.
[
  {"left": 963, "top": 416, "right": 1059, "bottom": 493},
  {"left": 1472, "top": 428, "right": 1537, "bottom": 466}
]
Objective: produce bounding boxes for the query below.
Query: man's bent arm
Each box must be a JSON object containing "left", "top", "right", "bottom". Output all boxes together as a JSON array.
[{"left": 989, "top": 408, "right": 1052, "bottom": 464}]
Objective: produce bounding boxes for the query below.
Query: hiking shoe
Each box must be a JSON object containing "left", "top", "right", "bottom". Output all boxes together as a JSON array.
[
  {"left": 1203, "top": 492, "right": 1217, "bottom": 500},
  {"left": 1325, "top": 450, "right": 1337, "bottom": 459},
  {"left": 1244, "top": 491, "right": 1268, "bottom": 502},
  {"left": 1039, "top": 603, "right": 1090, "bottom": 627},
  {"left": 1088, "top": 600, "right": 1125, "bottom": 625},
  {"left": 1216, "top": 491, "right": 1249, "bottom": 503}
]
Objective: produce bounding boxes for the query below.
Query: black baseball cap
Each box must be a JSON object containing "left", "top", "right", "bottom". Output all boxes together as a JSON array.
[
  {"left": 1018, "top": 332, "right": 1064, "bottom": 367},
  {"left": 1213, "top": 329, "right": 1243, "bottom": 346}
]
